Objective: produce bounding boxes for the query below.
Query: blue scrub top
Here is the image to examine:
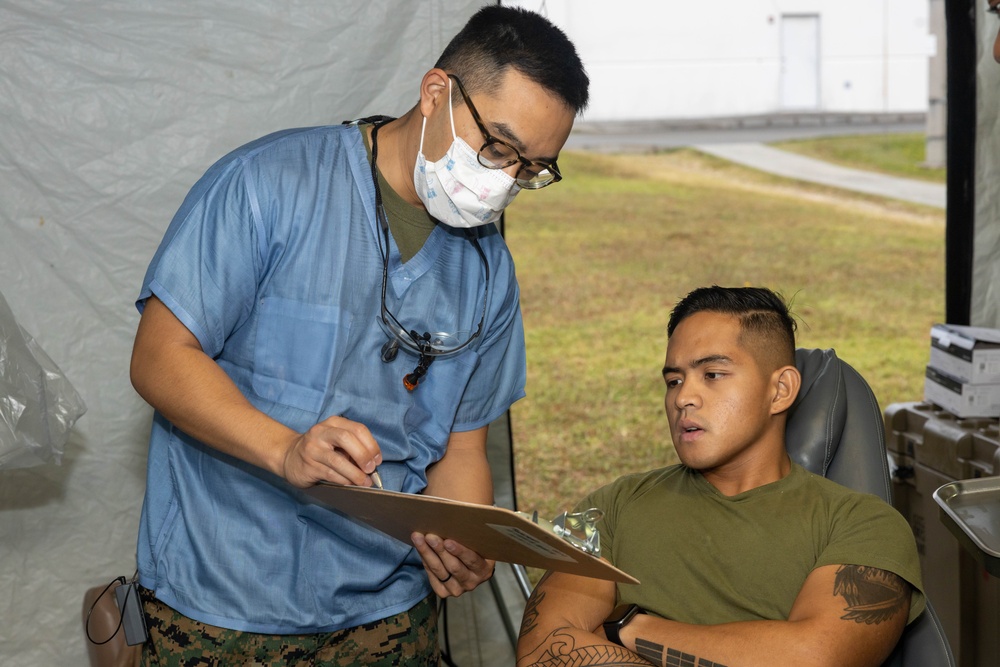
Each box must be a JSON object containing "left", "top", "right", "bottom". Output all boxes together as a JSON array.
[{"left": 135, "top": 124, "right": 526, "bottom": 633}]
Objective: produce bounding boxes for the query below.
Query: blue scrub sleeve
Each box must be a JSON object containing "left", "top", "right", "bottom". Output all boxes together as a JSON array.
[{"left": 137, "top": 158, "right": 261, "bottom": 357}]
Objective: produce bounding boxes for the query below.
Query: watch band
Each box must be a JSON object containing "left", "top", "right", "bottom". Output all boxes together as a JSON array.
[{"left": 602, "top": 603, "right": 645, "bottom": 646}]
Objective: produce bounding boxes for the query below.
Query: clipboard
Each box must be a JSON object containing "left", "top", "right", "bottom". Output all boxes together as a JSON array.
[{"left": 304, "top": 483, "right": 639, "bottom": 584}]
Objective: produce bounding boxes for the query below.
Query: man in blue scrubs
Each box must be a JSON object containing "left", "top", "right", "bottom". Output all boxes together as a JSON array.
[{"left": 129, "top": 6, "right": 589, "bottom": 664}]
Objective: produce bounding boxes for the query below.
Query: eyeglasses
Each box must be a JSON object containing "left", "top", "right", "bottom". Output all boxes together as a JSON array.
[
  {"left": 448, "top": 74, "right": 563, "bottom": 190},
  {"left": 369, "top": 120, "right": 490, "bottom": 391},
  {"left": 990, "top": 3, "right": 1000, "bottom": 17}
]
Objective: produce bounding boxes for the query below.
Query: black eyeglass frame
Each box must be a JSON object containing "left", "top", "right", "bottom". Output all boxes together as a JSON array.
[{"left": 448, "top": 73, "right": 563, "bottom": 190}]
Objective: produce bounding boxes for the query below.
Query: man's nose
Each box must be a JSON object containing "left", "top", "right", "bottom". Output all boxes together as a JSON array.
[{"left": 673, "top": 381, "right": 700, "bottom": 409}]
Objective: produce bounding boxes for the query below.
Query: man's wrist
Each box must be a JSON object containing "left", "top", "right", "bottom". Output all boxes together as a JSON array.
[{"left": 603, "top": 603, "right": 645, "bottom": 646}]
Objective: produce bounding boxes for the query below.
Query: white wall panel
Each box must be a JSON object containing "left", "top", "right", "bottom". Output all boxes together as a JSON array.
[{"left": 511, "top": 0, "right": 931, "bottom": 121}]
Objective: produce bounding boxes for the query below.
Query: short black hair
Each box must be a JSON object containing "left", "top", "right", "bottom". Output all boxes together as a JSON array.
[
  {"left": 435, "top": 6, "right": 589, "bottom": 114},
  {"left": 667, "top": 286, "right": 797, "bottom": 368}
]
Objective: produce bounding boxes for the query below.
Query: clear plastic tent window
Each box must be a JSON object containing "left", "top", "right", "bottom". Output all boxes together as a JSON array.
[{"left": 0, "top": 289, "right": 86, "bottom": 469}]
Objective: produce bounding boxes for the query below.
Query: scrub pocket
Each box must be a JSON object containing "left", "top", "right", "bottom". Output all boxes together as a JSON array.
[{"left": 252, "top": 297, "right": 352, "bottom": 413}]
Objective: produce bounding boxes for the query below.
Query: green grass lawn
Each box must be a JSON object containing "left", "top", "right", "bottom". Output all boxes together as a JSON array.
[
  {"left": 771, "top": 132, "right": 946, "bottom": 183},
  {"left": 504, "top": 146, "right": 944, "bottom": 527}
]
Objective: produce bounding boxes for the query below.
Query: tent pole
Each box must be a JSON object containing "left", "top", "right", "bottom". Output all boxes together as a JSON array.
[{"left": 944, "top": 0, "right": 976, "bottom": 325}]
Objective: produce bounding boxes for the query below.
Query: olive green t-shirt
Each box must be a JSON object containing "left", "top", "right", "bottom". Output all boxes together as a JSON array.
[
  {"left": 361, "top": 124, "right": 436, "bottom": 263},
  {"left": 578, "top": 462, "right": 926, "bottom": 625}
]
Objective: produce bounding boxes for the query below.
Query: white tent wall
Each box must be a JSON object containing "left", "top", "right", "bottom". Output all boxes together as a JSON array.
[
  {"left": 0, "top": 1, "right": 489, "bottom": 664},
  {"left": 972, "top": 1, "right": 1000, "bottom": 328}
]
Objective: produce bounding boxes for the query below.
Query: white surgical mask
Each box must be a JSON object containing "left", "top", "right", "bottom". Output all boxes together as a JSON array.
[{"left": 413, "top": 80, "right": 520, "bottom": 228}]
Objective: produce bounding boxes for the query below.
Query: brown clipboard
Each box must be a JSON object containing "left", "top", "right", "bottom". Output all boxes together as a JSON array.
[{"left": 304, "top": 483, "right": 639, "bottom": 584}]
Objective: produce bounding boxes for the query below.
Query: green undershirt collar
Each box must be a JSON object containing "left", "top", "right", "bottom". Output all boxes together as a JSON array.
[{"left": 361, "top": 125, "right": 436, "bottom": 264}]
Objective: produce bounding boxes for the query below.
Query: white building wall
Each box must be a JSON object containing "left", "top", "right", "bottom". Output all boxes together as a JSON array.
[{"left": 508, "top": 0, "right": 931, "bottom": 122}]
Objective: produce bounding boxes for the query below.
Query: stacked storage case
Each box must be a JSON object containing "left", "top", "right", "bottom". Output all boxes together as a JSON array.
[
  {"left": 924, "top": 324, "right": 1000, "bottom": 419},
  {"left": 884, "top": 401, "right": 1000, "bottom": 667}
]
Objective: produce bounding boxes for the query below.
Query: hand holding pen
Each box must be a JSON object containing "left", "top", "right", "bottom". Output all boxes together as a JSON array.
[{"left": 279, "top": 415, "right": 383, "bottom": 489}]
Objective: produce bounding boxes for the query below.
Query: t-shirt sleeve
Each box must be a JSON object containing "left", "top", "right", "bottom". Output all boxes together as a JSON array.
[
  {"left": 137, "top": 156, "right": 261, "bottom": 356},
  {"left": 574, "top": 476, "right": 638, "bottom": 564},
  {"left": 816, "top": 494, "right": 927, "bottom": 625}
]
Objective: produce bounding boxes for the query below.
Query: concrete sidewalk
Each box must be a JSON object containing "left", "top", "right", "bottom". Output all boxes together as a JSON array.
[
  {"left": 564, "top": 113, "right": 945, "bottom": 210},
  {"left": 694, "top": 142, "right": 946, "bottom": 209}
]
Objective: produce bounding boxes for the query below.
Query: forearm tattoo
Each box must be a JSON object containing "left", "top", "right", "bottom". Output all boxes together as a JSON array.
[
  {"left": 834, "top": 565, "right": 909, "bottom": 624},
  {"left": 521, "top": 629, "right": 653, "bottom": 667},
  {"left": 519, "top": 571, "right": 652, "bottom": 666},
  {"left": 634, "top": 639, "right": 728, "bottom": 667}
]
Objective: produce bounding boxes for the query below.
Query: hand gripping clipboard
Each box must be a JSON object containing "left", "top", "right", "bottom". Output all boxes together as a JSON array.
[{"left": 305, "top": 483, "right": 639, "bottom": 584}]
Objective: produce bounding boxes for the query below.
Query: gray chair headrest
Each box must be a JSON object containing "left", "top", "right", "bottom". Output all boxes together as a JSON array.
[
  {"left": 786, "top": 348, "right": 846, "bottom": 478},
  {"left": 785, "top": 347, "right": 891, "bottom": 501}
]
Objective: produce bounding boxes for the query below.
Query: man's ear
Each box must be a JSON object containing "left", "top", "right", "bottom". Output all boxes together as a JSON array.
[
  {"left": 418, "top": 68, "right": 451, "bottom": 119},
  {"left": 770, "top": 365, "right": 801, "bottom": 415}
]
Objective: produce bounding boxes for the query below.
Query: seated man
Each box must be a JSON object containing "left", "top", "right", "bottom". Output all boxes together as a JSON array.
[{"left": 516, "top": 285, "right": 924, "bottom": 667}]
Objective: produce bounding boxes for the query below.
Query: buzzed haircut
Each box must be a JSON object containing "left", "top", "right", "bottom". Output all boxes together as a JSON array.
[
  {"left": 667, "top": 286, "right": 797, "bottom": 369},
  {"left": 435, "top": 5, "right": 590, "bottom": 114}
]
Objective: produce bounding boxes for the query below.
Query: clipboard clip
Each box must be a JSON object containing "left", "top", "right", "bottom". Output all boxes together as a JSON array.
[{"left": 518, "top": 507, "right": 604, "bottom": 557}]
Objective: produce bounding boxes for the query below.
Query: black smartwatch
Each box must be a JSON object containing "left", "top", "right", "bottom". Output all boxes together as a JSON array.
[{"left": 603, "top": 603, "right": 645, "bottom": 646}]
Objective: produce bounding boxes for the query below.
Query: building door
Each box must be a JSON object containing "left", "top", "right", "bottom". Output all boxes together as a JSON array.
[{"left": 780, "top": 14, "right": 820, "bottom": 109}]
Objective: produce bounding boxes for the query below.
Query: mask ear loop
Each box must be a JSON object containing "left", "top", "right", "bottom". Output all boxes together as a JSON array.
[
  {"left": 418, "top": 116, "right": 428, "bottom": 155},
  {"left": 417, "top": 77, "right": 457, "bottom": 156},
  {"left": 446, "top": 77, "right": 457, "bottom": 140}
]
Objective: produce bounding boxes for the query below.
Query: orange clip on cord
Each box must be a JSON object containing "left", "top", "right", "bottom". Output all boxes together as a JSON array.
[{"left": 403, "top": 355, "right": 434, "bottom": 391}]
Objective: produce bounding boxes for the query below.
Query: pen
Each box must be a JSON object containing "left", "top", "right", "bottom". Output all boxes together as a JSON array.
[{"left": 370, "top": 468, "right": 384, "bottom": 490}]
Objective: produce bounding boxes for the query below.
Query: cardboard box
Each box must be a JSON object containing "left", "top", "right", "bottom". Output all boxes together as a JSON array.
[
  {"left": 930, "top": 323, "right": 1000, "bottom": 385},
  {"left": 924, "top": 366, "right": 1000, "bottom": 419}
]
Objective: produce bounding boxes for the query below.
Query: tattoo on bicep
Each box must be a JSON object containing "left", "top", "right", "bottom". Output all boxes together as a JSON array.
[
  {"left": 520, "top": 590, "right": 545, "bottom": 637},
  {"left": 519, "top": 572, "right": 554, "bottom": 638},
  {"left": 833, "top": 565, "right": 910, "bottom": 625}
]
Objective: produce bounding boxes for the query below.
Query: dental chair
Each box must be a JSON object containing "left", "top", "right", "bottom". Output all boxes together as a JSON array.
[{"left": 786, "top": 348, "right": 955, "bottom": 667}]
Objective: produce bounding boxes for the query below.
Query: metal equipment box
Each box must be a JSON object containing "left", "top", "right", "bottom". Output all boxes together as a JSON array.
[{"left": 884, "top": 401, "right": 1000, "bottom": 667}]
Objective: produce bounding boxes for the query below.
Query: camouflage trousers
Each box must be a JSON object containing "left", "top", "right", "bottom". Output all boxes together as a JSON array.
[{"left": 138, "top": 587, "right": 440, "bottom": 666}]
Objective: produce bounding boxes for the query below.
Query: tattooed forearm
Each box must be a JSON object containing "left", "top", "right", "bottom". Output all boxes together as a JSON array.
[
  {"left": 632, "top": 637, "right": 728, "bottom": 667},
  {"left": 833, "top": 565, "right": 910, "bottom": 625},
  {"left": 520, "top": 628, "right": 653, "bottom": 666}
]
